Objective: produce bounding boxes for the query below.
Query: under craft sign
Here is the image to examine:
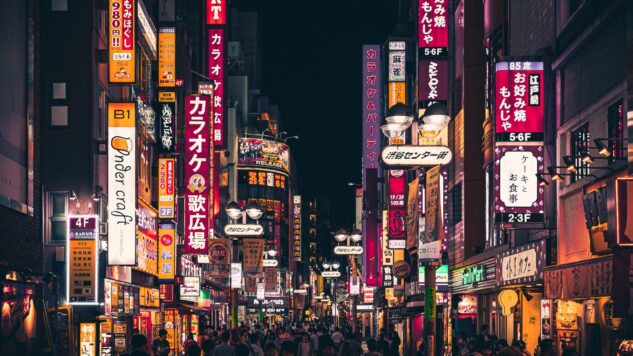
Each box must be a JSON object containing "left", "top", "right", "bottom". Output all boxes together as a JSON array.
[{"left": 382, "top": 145, "right": 452, "bottom": 166}]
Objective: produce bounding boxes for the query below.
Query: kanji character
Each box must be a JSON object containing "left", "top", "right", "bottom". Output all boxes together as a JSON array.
[{"left": 513, "top": 110, "right": 527, "bottom": 122}]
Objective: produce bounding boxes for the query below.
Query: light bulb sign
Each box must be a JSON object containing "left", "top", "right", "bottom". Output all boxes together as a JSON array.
[
  {"left": 322, "top": 271, "right": 341, "bottom": 278},
  {"left": 224, "top": 224, "right": 264, "bottom": 237},
  {"left": 382, "top": 145, "right": 453, "bottom": 167},
  {"left": 334, "top": 246, "right": 364, "bottom": 255}
]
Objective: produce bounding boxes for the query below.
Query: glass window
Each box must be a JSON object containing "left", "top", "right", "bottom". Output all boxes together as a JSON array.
[
  {"left": 52, "top": 82, "right": 66, "bottom": 99},
  {"left": 48, "top": 191, "right": 68, "bottom": 242},
  {"left": 51, "top": 106, "right": 68, "bottom": 126},
  {"left": 571, "top": 123, "right": 590, "bottom": 182},
  {"left": 51, "top": 80, "right": 69, "bottom": 127},
  {"left": 51, "top": 0, "right": 67, "bottom": 11}
]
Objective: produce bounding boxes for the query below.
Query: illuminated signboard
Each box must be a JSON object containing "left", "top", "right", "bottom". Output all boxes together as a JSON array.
[
  {"left": 158, "top": 158, "right": 175, "bottom": 218},
  {"left": 418, "top": 0, "right": 448, "bottom": 50},
  {"left": 388, "top": 170, "right": 406, "bottom": 242},
  {"left": 107, "top": 103, "right": 136, "bottom": 265},
  {"left": 362, "top": 45, "right": 382, "bottom": 186},
  {"left": 67, "top": 215, "right": 99, "bottom": 304},
  {"left": 109, "top": 0, "right": 136, "bottom": 83},
  {"left": 293, "top": 195, "right": 302, "bottom": 261},
  {"left": 206, "top": 0, "right": 226, "bottom": 25},
  {"left": 207, "top": 28, "right": 225, "bottom": 148},
  {"left": 158, "top": 27, "right": 176, "bottom": 87},
  {"left": 158, "top": 224, "right": 176, "bottom": 280},
  {"left": 135, "top": 200, "right": 158, "bottom": 276},
  {"left": 238, "top": 138, "right": 290, "bottom": 174}
]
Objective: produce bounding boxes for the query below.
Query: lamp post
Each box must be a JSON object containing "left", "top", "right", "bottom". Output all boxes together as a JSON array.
[
  {"left": 322, "top": 260, "right": 340, "bottom": 327},
  {"left": 333, "top": 228, "right": 362, "bottom": 333},
  {"left": 225, "top": 200, "right": 263, "bottom": 329}
]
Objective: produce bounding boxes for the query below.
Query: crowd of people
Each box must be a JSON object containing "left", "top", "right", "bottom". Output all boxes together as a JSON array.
[
  {"left": 452, "top": 325, "right": 567, "bottom": 356},
  {"left": 122, "top": 321, "right": 405, "bottom": 356}
]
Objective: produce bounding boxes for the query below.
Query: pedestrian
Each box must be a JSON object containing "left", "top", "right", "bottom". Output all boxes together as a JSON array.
[
  {"left": 249, "top": 332, "right": 265, "bottom": 356},
  {"left": 320, "top": 340, "right": 336, "bottom": 356},
  {"left": 365, "top": 339, "right": 382, "bottom": 356},
  {"left": 265, "top": 343, "right": 280, "bottom": 356},
  {"left": 213, "top": 331, "right": 235, "bottom": 356},
  {"left": 235, "top": 343, "right": 251, "bottom": 356},
  {"left": 389, "top": 331, "right": 400, "bottom": 356},
  {"left": 184, "top": 333, "right": 197, "bottom": 351},
  {"left": 309, "top": 328, "right": 320, "bottom": 355},
  {"left": 151, "top": 329, "right": 171, "bottom": 356},
  {"left": 297, "top": 334, "right": 312, "bottom": 356},
  {"left": 187, "top": 344, "right": 203, "bottom": 356},
  {"left": 281, "top": 340, "right": 298, "bottom": 356},
  {"left": 338, "top": 340, "right": 356, "bottom": 356},
  {"left": 330, "top": 328, "right": 344, "bottom": 349},
  {"left": 202, "top": 337, "right": 216, "bottom": 356},
  {"left": 376, "top": 333, "right": 390, "bottom": 356},
  {"left": 127, "top": 334, "right": 149, "bottom": 356}
]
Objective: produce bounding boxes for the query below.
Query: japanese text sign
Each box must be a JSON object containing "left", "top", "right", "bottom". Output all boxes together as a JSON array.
[
  {"left": 243, "top": 238, "right": 265, "bottom": 273},
  {"left": 108, "top": 103, "right": 136, "bottom": 265},
  {"left": 158, "top": 224, "right": 176, "bottom": 280},
  {"left": 494, "top": 144, "right": 544, "bottom": 223},
  {"left": 381, "top": 145, "right": 452, "bottom": 167},
  {"left": 109, "top": 0, "right": 136, "bottom": 83},
  {"left": 418, "top": 0, "right": 448, "bottom": 49},
  {"left": 388, "top": 49, "right": 406, "bottom": 82},
  {"left": 135, "top": 200, "right": 158, "bottom": 276},
  {"left": 362, "top": 45, "right": 382, "bottom": 185},
  {"left": 495, "top": 61, "right": 544, "bottom": 140},
  {"left": 388, "top": 170, "right": 406, "bottom": 242},
  {"left": 157, "top": 95, "right": 175, "bottom": 152},
  {"left": 424, "top": 166, "right": 441, "bottom": 244},
  {"left": 207, "top": 29, "right": 225, "bottom": 148},
  {"left": 293, "top": 195, "right": 302, "bottom": 261},
  {"left": 496, "top": 239, "right": 546, "bottom": 286},
  {"left": 206, "top": 0, "right": 226, "bottom": 25},
  {"left": 67, "top": 215, "right": 99, "bottom": 304},
  {"left": 185, "top": 95, "right": 211, "bottom": 254},
  {"left": 158, "top": 27, "right": 176, "bottom": 87},
  {"left": 158, "top": 158, "right": 175, "bottom": 219}
]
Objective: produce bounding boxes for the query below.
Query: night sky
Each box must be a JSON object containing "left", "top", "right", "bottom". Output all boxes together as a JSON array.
[{"left": 236, "top": 0, "right": 399, "bottom": 227}]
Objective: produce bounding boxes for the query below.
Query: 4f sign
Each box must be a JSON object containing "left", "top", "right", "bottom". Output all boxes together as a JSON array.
[
  {"left": 382, "top": 145, "right": 452, "bottom": 167},
  {"left": 224, "top": 224, "right": 264, "bottom": 237},
  {"left": 334, "top": 246, "right": 364, "bottom": 255}
]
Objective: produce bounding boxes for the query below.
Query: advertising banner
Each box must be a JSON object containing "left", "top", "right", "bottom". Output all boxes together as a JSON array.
[
  {"left": 108, "top": 103, "right": 136, "bottom": 265},
  {"left": 495, "top": 61, "right": 544, "bottom": 140},
  {"left": 419, "top": 59, "right": 448, "bottom": 101},
  {"left": 381, "top": 211, "right": 394, "bottom": 266},
  {"left": 496, "top": 239, "right": 546, "bottom": 287},
  {"left": 158, "top": 158, "right": 175, "bottom": 218},
  {"left": 388, "top": 50, "right": 406, "bottom": 82},
  {"left": 206, "top": 0, "right": 226, "bottom": 25},
  {"left": 418, "top": 0, "right": 448, "bottom": 50},
  {"left": 243, "top": 238, "right": 265, "bottom": 273},
  {"left": 109, "top": 0, "right": 136, "bottom": 83},
  {"left": 157, "top": 96, "right": 175, "bottom": 153},
  {"left": 245, "top": 273, "right": 261, "bottom": 294},
  {"left": 362, "top": 45, "right": 382, "bottom": 186},
  {"left": 388, "top": 82, "right": 407, "bottom": 108},
  {"left": 67, "top": 215, "right": 99, "bottom": 304},
  {"left": 79, "top": 323, "right": 97, "bottom": 356},
  {"left": 207, "top": 28, "right": 225, "bottom": 148},
  {"left": 388, "top": 170, "right": 406, "bottom": 242},
  {"left": 135, "top": 200, "right": 158, "bottom": 276},
  {"left": 237, "top": 138, "right": 290, "bottom": 174},
  {"left": 494, "top": 144, "right": 544, "bottom": 223},
  {"left": 208, "top": 239, "right": 230, "bottom": 278},
  {"left": 265, "top": 268, "right": 278, "bottom": 293},
  {"left": 158, "top": 224, "right": 176, "bottom": 280},
  {"left": 231, "top": 263, "right": 242, "bottom": 289},
  {"left": 293, "top": 195, "right": 302, "bottom": 261},
  {"left": 181, "top": 277, "right": 200, "bottom": 297},
  {"left": 184, "top": 95, "right": 211, "bottom": 254},
  {"left": 406, "top": 178, "right": 420, "bottom": 250},
  {"left": 424, "top": 166, "right": 441, "bottom": 245},
  {"left": 158, "top": 27, "right": 176, "bottom": 87}
]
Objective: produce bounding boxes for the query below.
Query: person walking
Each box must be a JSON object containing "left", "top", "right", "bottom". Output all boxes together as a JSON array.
[
  {"left": 297, "top": 334, "right": 312, "bottom": 356},
  {"left": 151, "top": 329, "right": 171, "bottom": 356},
  {"left": 213, "top": 332, "right": 235, "bottom": 356}
]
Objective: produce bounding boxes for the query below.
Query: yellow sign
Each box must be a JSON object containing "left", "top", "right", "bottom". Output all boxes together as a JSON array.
[
  {"left": 67, "top": 215, "right": 98, "bottom": 304},
  {"left": 79, "top": 323, "right": 97, "bottom": 356},
  {"left": 139, "top": 287, "right": 160, "bottom": 308},
  {"left": 388, "top": 82, "right": 406, "bottom": 108},
  {"left": 158, "top": 158, "right": 176, "bottom": 219},
  {"left": 158, "top": 91, "right": 176, "bottom": 102},
  {"left": 499, "top": 289, "right": 519, "bottom": 316},
  {"left": 382, "top": 211, "right": 393, "bottom": 266},
  {"left": 109, "top": 0, "right": 136, "bottom": 83},
  {"left": 158, "top": 225, "right": 176, "bottom": 280},
  {"left": 158, "top": 27, "right": 176, "bottom": 87}
]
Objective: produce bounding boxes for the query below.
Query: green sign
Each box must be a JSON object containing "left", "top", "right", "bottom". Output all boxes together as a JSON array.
[
  {"left": 418, "top": 264, "right": 449, "bottom": 284},
  {"left": 462, "top": 265, "right": 486, "bottom": 285},
  {"left": 425, "top": 286, "right": 436, "bottom": 318}
]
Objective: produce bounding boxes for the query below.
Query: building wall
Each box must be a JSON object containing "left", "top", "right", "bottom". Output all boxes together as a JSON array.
[{"left": 509, "top": 0, "right": 555, "bottom": 55}]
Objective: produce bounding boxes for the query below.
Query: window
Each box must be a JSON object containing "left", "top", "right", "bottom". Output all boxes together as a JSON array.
[
  {"left": 571, "top": 123, "right": 590, "bottom": 182},
  {"left": 447, "top": 184, "right": 462, "bottom": 226},
  {"left": 51, "top": 0, "right": 67, "bottom": 11},
  {"left": 47, "top": 191, "right": 68, "bottom": 243},
  {"left": 51, "top": 80, "right": 68, "bottom": 126},
  {"left": 607, "top": 100, "right": 624, "bottom": 162}
]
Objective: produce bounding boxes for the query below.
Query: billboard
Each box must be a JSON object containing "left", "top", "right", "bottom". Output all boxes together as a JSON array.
[
  {"left": 419, "top": 59, "right": 448, "bottom": 101},
  {"left": 158, "top": 27, "right": 176, "bottom": 87},
  {"left": 207, "top": 28, "right": 225, "bottom": 148},
  {"left": 109, "top": 0, "right": 136, "bottom": 83},
  {"left": 208, "top": 239, "right": 230, "bottom": 279},
  {"left": 238, "top": 138, "right": 290, "bottom": 174},
  {"left": 158, "top": 224, "right": 176, "bottom": 280},
  {"left": 135, "top": 200, "right": 158, "bottom": 276},
  {"left": 206, "top": 0, "right": 226, "bottom": 25},
  {"left": 495, "top": 61, "right": 544, "bottom": 141},
  {"left": 388, "top": 170, "right": 406, "bottom": 243},
  {"left": 158, "top": 158, "right": 175, "bottom": 218},
  {"left": 67, "top": 215, "right": 99, "bottom": 304},
  {"left": 388, "top": 82, "right": 406, "bottom": 108},
  {"left": 184, "top": 95, "right": 212, "bottom": 254},
  {"left": 418, "top": 0, "right": 448, "bottom": 50},
  {"left": 406, "top": 178, "right": 420, "bottom": 250},
  {"left": 157, "top": 95, "right": 175, "bottom": 152},
  {"left": 107, "top": 103, "right": 136, "bottom": 265},
  {"left": 362, "top": 45, "right": 382, "bottom": 186},
  {"left": 494, "top": 144, "right": 545, "bottom": 223},
  {"left": 424, "top": 166, "right": 441, "bottom": 244},
  {"left": 293, "top": 195, "right": 302, "bottom": 261}
]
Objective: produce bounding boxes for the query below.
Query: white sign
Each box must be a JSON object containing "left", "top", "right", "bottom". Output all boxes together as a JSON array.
[
  {"left": 363, "top": 286, "right": 374, "bottom": 304},
  {"left": 501, "top": 248, "right": 537, "bottom": 283},
  {"left": 180, "top": 277, "right": 200, "bottom": 297},
  {"left": 334, "top": 245, "right": 364, "bottom": 255},
  {"left": 294, "top": 289, "right": 307, "bottom": 295},
  {"left": 388, "top": 41, "right": 406, "bottom": 50},
  {"left": 388, "top": 51, "right": 406, "bottom": 81},
  {"left": 356, "top": 304, "right": 374, "bottom": 311},
  {"left": 224, "top": 224, "right": 264, "bottom": 237},
  {"left": 382, "top": 145, "right": 453, "bottom": 167},
  {"left": 322, "top": 271, "right": 341, "bottom": 278},
  {"left": 197, "top": 255, "right": 210, "bottom": 264},
  {"left": 107, "top": 103, "right": 136, "bottom": 265},
  {"left": 388, "top": 239, "right": 406, "bottom": 249},
  {"left": 499, "top": 150, "right": 538, "bottom": 207},
  {"left": 263, "top": 259, "right": 278, "bottom": 267},
  {"left": 418, "top": 240, "right": 441, "bottom": 262},
  {"left": 257, "top": 282, "right": 265, "bottom": 300},
  {"left": 231, "top": 263, "right": 242, "bottom": 289},
  {"left": 350, "top": 276, "right": 361, "bottom": 296}
]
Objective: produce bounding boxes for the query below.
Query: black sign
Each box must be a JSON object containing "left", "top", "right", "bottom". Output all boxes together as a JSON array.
[{"left": 157, "top": 101, "right": 175, "bottom": 152}]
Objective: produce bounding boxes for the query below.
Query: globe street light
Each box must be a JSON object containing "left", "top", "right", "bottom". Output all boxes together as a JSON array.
[
  {"left": 245, "top": 201, "right": 264, "bottom": 220},
  {"left": 350, "top": 229, "right": 362, "bottom": 243},
  {"left": 322, "top": 261, "right": 331, "bottom": 270},
  {"left": 334, "top": 228, "right": 349, "bottom": 243},
  {"left": 225, "top": 201, "right": 244, "bottom": 221},
  {"left": 331, "top": 261, "right": 341, "bottom": 270},
  {"left": 419, "top": 102, "right": 450, "bottom": 139},
  {"left": 385, "top": 103, "right": 414, "bottom": 129}
]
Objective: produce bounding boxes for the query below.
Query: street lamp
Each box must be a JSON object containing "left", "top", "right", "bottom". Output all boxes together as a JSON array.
[
  {"left": 385, "top": 103, "right": 414, "bottom": 128},
  {"left": 331, "top": 261, "right": 341, "bottom": 270},
  {"left": 419, "top": 102, "right": 450, "bottom": 138},
  {"left": 245, "top": 201, "right": 264, "bottom": 220},
  {"left": 334, "top": 228, "right": 349, "bottom": 243},
  {"left": 267, "top": 248, "right": 278, "bottom": 258},
  {"left": 225, "top": 201, "right": 244, "bottom": 221},
  {"left": 322, "top": 261, "right": 332, "bottom": 270},
  {"left": 350, "top": 229, "right": 362, "bottom": 243}
]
